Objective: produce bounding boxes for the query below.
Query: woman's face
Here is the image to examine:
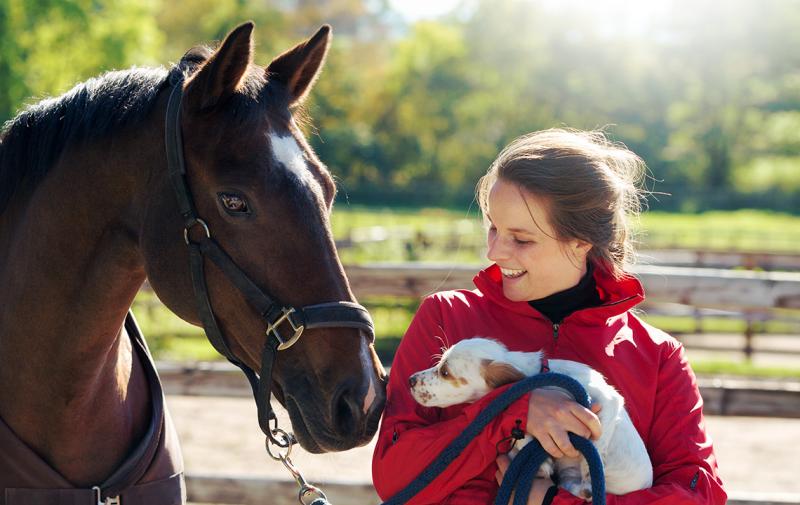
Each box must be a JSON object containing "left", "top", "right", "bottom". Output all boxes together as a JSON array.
[{"left": 485, "top": 178, "right": 590, "bottom": 302}]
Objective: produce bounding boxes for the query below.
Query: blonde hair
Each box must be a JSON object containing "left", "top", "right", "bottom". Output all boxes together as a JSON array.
[{"left": 477, "top": 128, "right": 646, "bottom": 279}]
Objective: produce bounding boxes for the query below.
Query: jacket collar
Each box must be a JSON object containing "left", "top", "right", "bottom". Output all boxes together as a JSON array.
[{"left": 473, "top": 263, "right": 645, "bottom": 324}]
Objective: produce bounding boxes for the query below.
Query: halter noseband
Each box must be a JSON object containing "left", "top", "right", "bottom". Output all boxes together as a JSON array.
[{"left": 163, "top": 70, "right": 375, "bottom": 447}]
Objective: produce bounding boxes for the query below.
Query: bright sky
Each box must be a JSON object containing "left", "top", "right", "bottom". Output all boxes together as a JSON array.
[
  {"left": 388, "top": 0, "right": 463, "bottom": 20},
  {"left": 388, "top": 0, "right": 676, "bottom": 34}
]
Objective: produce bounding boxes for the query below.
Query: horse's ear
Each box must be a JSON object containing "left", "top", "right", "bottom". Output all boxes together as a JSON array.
[
  {"left": 266, "top": 25, "right": 331, "bottom": 106},
  {"left": 184, "top": 22, "right": 254, "bottom": 111}
]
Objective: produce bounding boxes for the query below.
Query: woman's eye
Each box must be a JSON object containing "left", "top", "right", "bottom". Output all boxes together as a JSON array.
[
  {"left": 219, "top": 193, "right": 249, "bottom": 214},
  {"left": 514, "top": 237, "right": 532, "bottom": 245}
]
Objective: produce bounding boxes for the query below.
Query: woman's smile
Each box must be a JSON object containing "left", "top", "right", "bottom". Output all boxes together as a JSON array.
[{"left": 500, "top": 267, "right": 527, "bottom": 278}]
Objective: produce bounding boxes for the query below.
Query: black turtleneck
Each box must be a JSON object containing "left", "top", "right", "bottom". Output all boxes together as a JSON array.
[{"left": 528, "top": 262, "right": 602, "bottom": 324}]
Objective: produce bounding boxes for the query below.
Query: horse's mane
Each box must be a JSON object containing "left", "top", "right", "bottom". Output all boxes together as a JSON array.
[{"left": 0, "top": 48, "right": 213, "bottom": 215}]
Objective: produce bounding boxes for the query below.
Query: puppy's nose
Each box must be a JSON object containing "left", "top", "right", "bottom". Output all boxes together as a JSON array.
[{"left": 408, "top": 375, "right": 417, "bottom": 388}]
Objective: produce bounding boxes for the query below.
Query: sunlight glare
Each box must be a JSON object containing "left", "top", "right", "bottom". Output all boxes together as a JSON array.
[{"left": 388, "top": 0, "right": 463, "bottom": 20}]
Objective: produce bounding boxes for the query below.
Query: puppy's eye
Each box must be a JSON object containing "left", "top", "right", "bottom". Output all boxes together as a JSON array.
[
  {"left": 439, "top": 366, "right": 449, "bottom": 378},
  {"left": 218, "top": 192, "right": 250, "bottom": 214}
]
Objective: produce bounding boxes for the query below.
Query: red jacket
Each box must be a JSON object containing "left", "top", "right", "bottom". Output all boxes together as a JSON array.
[{"left": 372, "top": 264, "right": 726, "bottom": 504}]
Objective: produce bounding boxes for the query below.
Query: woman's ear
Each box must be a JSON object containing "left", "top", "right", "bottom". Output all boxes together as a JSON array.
[
  {"left": 574, "top": 238, "right": 592, "bottom": 254},
  {"left": 566, "top": 238, "right": 592, "bottom": 263}
]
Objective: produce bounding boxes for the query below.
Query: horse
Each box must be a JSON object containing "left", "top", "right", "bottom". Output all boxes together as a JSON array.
[{"left": 0, "top": 22, "right": 386, "bottom": 503}]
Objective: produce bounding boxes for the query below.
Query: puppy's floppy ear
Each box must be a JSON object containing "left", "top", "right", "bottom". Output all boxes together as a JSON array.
[{"left": 481, "top": 360, "right": 526, "bottom": 389}]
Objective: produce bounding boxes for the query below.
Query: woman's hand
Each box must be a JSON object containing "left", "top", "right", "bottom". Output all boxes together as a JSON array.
[
  {"left": 495, "top": 454, "right": 554, "bottom": 505},
  {"left": 527, "top": 389, "right": 603, "bottom": 458}
]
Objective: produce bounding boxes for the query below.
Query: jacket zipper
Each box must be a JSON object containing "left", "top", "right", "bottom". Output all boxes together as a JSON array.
[
  {"left": 542, "top": 294, "right": 638, "bottom": 353},
  {"left": 552, "top": 323, "right": 560, "bottom": 350}
]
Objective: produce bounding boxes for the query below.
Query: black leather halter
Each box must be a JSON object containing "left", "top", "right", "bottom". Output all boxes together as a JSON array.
[{"left": 163, "top": 70, "right": 375, "bottom": 447}]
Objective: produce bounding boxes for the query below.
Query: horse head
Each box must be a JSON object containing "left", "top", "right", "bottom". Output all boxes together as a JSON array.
[{"left": 140, "top": 23, "right": 386, "bottom": 453}]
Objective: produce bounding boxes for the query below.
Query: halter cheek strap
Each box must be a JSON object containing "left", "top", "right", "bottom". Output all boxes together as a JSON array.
[{"left": 163, "top": 69, "right": 374, "bottom": 447}]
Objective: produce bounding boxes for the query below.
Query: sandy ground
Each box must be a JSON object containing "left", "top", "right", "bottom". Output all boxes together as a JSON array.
[{"left": 167, "top": 394, "right": 800, "bottom": 496}]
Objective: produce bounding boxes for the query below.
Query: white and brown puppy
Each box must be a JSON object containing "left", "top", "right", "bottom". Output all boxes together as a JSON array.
[{"left": 409, "top": 338, "right": 652, "bottom": 500}]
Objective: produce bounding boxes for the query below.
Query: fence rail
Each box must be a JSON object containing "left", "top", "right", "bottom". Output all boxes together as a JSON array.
[
  {"left": 343, "top": 263, "right": 800, "bottom": 310},
  {"left": 141, "top": 263, "right": 800, "bottom": 311},
  {"left": 637, "top": 249, "right": 800, "bottom": 271},
  {"left": 140, "top": 264, "right": 800, "bottom": 360}
]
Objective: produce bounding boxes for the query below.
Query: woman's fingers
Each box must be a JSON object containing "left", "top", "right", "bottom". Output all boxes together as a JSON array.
[
  {"left": 572, "top": 403, "right": 602, "bottom": 440},
  {"left": 527, "top": 389, "right": 604, "bottom": 457},
  {"left": 496, "top": 454, "right": 511, "bottom": 485},
  {"left": 537, "top": 433, "right": 566, "bottom": 459},
  {"left": 552, "top": 429, "right": 580, "bottom": 458}
]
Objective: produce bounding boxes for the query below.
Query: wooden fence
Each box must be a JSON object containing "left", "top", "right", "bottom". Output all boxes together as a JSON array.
[
  {"left": 345, "top": 263, "right": 800, "bottom": 359},
  {"left": 343, "top": 263, "right": 800, "bottom": 309},
  {"left": 141, "top": 263, "right": 800, "bottom": 309},
  {"left": 140, "top": 263, "right": 800, "bottom": 359}
]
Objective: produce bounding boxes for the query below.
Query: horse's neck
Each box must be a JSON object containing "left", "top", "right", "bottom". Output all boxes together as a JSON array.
[{"left": 0, "top": 134, "right": 155, "bottom": 485}]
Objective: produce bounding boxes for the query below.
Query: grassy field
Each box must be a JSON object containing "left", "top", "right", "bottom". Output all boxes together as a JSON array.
[
  {"left": 331, "top": 207, "right": 800, "bottom": 264},
  {"left": 135, "top": 207, "right": 800, "bottom": 378}
]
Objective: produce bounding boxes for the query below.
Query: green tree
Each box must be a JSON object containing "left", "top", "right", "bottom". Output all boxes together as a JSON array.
[{"left": 0, "top": 0, "right": 163, "bottom": 123}]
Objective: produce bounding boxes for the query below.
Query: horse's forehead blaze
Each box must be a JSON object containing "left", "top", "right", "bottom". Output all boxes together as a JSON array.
[
  {"left": 266, "top": 130, "right": 335, "bottom": 207},
  {"left": 268, "top": 132, "right": 312, "bottom": 185}
]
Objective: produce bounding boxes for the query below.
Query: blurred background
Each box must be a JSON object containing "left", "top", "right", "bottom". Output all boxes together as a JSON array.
[
  {"left": 3, "top": 0, "right": 800, "bottom": 212},
  {"left": 2, "top": 0, "right": 799, "bottom": 502}
]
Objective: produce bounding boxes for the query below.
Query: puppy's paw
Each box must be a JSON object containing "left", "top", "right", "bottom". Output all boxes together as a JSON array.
[
  {"left": 578, "top": 482, "right": 593, "bottom": 501},
  {"left": 562, "top": 480, "right": 592, "bottom": 502},
  {"left": 537, "top": 458, "right": 554, "bottom": 478}
]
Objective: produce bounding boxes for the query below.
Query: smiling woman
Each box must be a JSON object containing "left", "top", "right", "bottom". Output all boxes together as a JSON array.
[{"left": 373, "top": 128, "right": 727, "bottom": 504}]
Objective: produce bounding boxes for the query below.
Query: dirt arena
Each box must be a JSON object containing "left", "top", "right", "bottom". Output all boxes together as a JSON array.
[{"left": 168, "top": 394, "right": 800, "bottom": 498}]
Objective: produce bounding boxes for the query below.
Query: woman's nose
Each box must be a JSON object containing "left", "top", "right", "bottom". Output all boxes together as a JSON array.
[{"left": 487, "top": 236, "right": 509, "bottom": 262}]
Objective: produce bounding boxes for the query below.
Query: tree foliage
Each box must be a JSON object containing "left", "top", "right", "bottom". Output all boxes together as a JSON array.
[
  {"left": 0, "top": 0, "right": 162, "bottom": 121},
  {"left": 2, "top": 0, "right": 799, "bottom": 212}
]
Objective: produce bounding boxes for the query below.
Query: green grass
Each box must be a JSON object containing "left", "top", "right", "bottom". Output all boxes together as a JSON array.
[
  {"left": 636, "top": 210, "right": 800, "bottom": 252},
  {"left": 691, "top": 360, "right": 800, "bottom": 379},
  {"left": 330, "top": 207, "right": 800, "bottom": 263}
]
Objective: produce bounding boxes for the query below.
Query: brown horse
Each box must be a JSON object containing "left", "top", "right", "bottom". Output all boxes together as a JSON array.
[{"left": 0, "top": 22, "right": 386, "bottom": 501}]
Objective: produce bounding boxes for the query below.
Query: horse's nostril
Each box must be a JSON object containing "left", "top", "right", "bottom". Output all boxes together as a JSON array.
[
  {"left": 408, "top": 375, "right": 417, "bottom": 388},
  {"left": 333, "top": 386, "right": 359, "bottom": 435}
]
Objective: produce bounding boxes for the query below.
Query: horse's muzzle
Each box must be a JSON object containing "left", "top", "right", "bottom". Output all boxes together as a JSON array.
[{"left": 286, "top": 373, "right": 386, "bottom": 453}]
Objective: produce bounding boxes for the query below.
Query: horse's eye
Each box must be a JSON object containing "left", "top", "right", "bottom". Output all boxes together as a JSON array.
[{"left": 218, "top": 193, "right": 250, "bottom": 214}]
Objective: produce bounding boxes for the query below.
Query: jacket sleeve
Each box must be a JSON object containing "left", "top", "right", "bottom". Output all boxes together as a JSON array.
[
  {"left": 372, "top": 296, "right": 529, "bottom": 505},
  {"left": 549, "top": 343, "right": 727, "bottom": 505}
]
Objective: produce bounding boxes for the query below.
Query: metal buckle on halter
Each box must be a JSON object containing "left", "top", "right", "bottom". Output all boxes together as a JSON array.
[
  {"left": 92, "top": 486, "right": 120, "bottom": 505},
  {"left": 266, "top": 307, "right": 305, "bottom": 351}
]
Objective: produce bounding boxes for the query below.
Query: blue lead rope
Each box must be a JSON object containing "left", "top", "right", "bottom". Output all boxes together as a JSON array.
[
  {"left": 307, "top": 373, "right": 606, "bottom": 505},
  {"left": 381, "top": 372, "right": 606, "bottom": 505}
]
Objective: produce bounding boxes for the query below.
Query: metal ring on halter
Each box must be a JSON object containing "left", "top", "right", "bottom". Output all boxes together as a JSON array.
[
  {"left": 299, "top": 484, "right": 328, "bottom": 505},
  {"left": 183, "top": 218, "right": 211, "bottom": 245},
  {"left": 265, "top": 428, "right": 294, "bottom": 460}
]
